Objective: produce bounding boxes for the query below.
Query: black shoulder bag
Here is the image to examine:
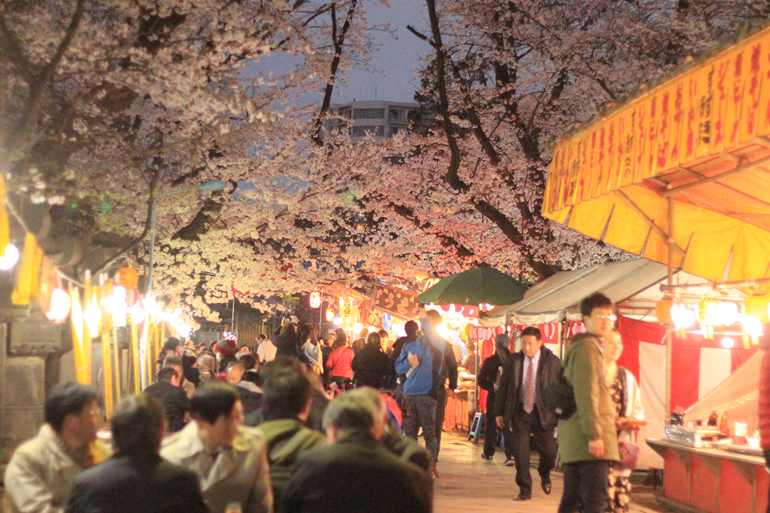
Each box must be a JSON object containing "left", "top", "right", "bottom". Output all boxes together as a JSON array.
[{"left": 542, "top": 366, "right": 576, "bottom": 420}]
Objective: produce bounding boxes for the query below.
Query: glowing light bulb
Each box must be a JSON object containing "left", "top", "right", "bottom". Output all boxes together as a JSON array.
[
  {"left": 0, "top": 244, "right": 20, "bottom": 271},
  {"left": 670, "top": 303, "right": 695, "bottom": 329},
  {"left": 177, "top": 323, "right": 192, "bottom": 338},
  {"left": 333, "top": 316, "right": 343, "bottom": 326},
  {"left": 721, "top": 337, "right": 735, "bottom": 349},
  {"left": 743, "top": 316, "right": 763, "bottom": 337},
  {"left": 84, "top": 299, "right": 102, "bottom": 338},
  {"left": 716, "top": 301, "right": 739, "bottom": 326},
  {"left": 354, "top": 323, "right": 363, "bottom": 333},
  {"left": 129, "top": 305, "right": 145, "bottom": 325},
  {"left": 47, "top": 288, "right": 71, "bottom": 324}
]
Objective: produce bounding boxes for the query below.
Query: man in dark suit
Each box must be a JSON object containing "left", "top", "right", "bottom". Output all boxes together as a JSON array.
[
  {"left": 144, "top": 366, "right": 190, "bottom": 432},
  {"left": 281, "top": 390, "right": 432, "bottom": 513},
  {"left": 65, "top": 394, "right": 207, "bottom": 513},
  {"left": 495, "top": 327, "right": 561, "bottom": 501}
]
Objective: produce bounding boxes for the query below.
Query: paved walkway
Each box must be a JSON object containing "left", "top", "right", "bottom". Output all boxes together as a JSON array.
[{"left": 434, "top": 432, "right": 665, "bottom": 513}]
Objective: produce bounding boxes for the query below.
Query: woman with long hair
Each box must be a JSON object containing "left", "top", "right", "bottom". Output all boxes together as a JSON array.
[{"left": 351, "top": 332, "right": 390, "bottom": 389}]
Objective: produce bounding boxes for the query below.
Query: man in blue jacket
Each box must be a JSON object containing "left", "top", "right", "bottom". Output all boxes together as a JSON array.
[{"left": 395, "top": 308, "right": 446, "bottom": 474}]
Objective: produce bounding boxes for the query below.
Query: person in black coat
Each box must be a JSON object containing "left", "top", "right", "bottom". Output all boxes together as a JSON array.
[
  {"left": 275, "top": 322, "right": 300, "bottom": 359},
  {"left": 478, "top": 333, "right": 513, "bottom": 462},
  {"left": 144, "top": 367, "right": 190, "bottom": 433},
  {"left": 351, "top": 332, "right": 390, "bottom": 389},
  {"left": 281, "top": 391, "right": 432, "bottom": 513},
  {"left": 494, "top": 326, "right": 562, "bottom": 501},
  {"left": 65, "top": 394, "right": 207, "bottom": 513}
]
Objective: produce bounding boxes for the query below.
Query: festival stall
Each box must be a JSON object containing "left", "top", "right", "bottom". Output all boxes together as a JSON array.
[
  {"left": 478, "top": 258, "right": 756, "bottom": 469},
  {"left": 539, "top": 20, "right": 770, "bottom": 513},
  {"left": 417, "top": 267, "right": 528, "bottom": 432}
]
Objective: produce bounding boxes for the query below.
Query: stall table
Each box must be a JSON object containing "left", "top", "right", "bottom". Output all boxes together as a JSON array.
[
  {"left": 647, "top": 439, "right": 768, "bottom": 513},
  {"left": 443, "top": 390, "right": 469, "bottom": 433}
]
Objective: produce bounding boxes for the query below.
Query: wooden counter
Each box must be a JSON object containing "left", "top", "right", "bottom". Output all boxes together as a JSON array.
[{"left": 647, "top": 438, "right": 768, "bottom": 513}]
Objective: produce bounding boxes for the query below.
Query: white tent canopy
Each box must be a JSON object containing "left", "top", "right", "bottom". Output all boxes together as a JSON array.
[{"left": 478, "top": 259, "right": 716, "bottom": 327}]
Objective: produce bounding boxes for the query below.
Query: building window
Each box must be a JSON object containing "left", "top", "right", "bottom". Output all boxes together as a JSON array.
[
  {"left": 352, "top": 125, "right": 385, "bottom": 137},
  {"left": 353, "top": 108, "right": 385, "bottom": 119},
  {"left": 389, "top": 109, "right": 403, "bottom": 121},
  {"left": 339, "top": 108, "right": 352, "bottom": 119},
  {"left": 390, "top": 127, "right": 401, "bottom": 136}
]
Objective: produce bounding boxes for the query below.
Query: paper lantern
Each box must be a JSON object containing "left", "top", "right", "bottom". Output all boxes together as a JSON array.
[
  {"left": 0, "top": 243, "right": 19, "bottom": 271},
  {"left": 716, "top": 301, "right": 739, "bottom": 326},
  {"left": 743, "top": 316, "right": 763, "bottom": 337},
  {"left": 670, "top": 303, "right": 695, "bottom": 329},
  {"left": 699, "top": 299, "right": 720, "bottom": 325},
  {"left": 746, "top": 295, "right": 770, "bottom": 324},
  {"left": 309, "top": 292, "right": 321, "bottom": 309},
  {"left": 46, "top": 288, "right": 71, "bottom": 324},
  {"left": 116, "top": 267, "right": 139, "bottom": 290},
  {"left": 655, "top": 299, "right": 673, "bottom": 324},
  {"left": 325, "top": 308, "right": 334, "bottom": 322}
]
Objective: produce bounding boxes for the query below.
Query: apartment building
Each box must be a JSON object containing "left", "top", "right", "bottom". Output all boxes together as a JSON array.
[{"left": 325, "top": 101, "right": 417, "bottom": 142}]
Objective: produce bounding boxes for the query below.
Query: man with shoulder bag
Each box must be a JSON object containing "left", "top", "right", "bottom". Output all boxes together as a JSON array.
[{"left": 556, "top": 293, "right": 620, "bottom": 513}]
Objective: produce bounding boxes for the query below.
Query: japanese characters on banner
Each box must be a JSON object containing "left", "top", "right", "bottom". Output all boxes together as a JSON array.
[
  {"left": 374, "top": 284, "right": 421, "bottom": 319},
  {"left": 544, "top": 26, "right": 770, "bottom": 217}
]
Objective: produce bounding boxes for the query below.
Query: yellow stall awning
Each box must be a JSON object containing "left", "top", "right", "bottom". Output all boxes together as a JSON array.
[{"left": 544, "top": 24, "right": 770, "bottom": 282}]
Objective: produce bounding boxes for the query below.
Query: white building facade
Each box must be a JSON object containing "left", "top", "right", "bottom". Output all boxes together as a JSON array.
[{"left": 325, "top": 101, "right": 417, "bottom": 142}]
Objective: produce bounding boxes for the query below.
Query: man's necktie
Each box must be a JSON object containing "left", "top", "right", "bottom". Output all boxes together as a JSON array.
[{"left": 523, "top": 359, "right": 535, "bottom": 414}]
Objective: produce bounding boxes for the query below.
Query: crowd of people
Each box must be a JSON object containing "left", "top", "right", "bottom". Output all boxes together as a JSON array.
[{"left": 3, "top": 298, "right": 649, "bottom": 513}]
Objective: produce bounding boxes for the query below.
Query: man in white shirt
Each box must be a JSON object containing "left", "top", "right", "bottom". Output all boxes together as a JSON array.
[
  {"left": 256, "top": 334, "right": 277, "bottom": 364},
  {"left": 494, "top": 327, "right": 561, "bottom": 501}
]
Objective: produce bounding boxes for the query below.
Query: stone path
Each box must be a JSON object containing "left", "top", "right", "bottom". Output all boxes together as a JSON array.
[{"left": 434, "top": 432, "right": 666, "bottom": 513}]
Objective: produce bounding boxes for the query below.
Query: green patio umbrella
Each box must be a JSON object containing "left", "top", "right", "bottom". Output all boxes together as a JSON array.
[{"left": 417, "top": 266, "right": 527, "bottom": 306}]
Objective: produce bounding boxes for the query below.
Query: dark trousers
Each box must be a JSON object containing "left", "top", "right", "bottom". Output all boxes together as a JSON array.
[
  {"left": 435, "top": 386, "right": 447, "bottom": 459},
  {"left": 558, "top": 460, "right": 610, "bottom": 513},
  {"left": 403, "top": 394, "right": 438, "bottom": 465},
  {"left": 483, "top": 392, "right": 513, "bottom": 458},
  {"left": 511, "top": 404, "right": 557, "bottom": 496}
]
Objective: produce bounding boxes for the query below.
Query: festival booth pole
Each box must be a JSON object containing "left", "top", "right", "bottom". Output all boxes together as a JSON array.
[{"left": 541, "top": 22, "right": 770, "bottom": 513}]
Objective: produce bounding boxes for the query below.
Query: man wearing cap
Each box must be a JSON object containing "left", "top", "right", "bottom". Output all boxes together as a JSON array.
[{"left": 477, "top": 333, "right": 513, "bottom": 463}]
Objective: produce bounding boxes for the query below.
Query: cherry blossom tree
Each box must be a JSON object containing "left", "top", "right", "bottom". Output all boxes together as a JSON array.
[{"left": 4, "top": 0, "right": 769, "bottom": 323}]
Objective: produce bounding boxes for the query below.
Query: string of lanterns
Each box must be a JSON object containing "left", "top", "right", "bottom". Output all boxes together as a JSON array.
[{"left": 656, "top": 294, "right": 769, "bottom": 347}]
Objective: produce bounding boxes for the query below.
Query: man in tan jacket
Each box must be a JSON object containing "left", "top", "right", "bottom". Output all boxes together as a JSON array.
[
  {"left": 4, "top": 383, "right": 107, "bottom": 513},
  {"left": 557, "top": 293, "right": 620, "bottom": 513},
  {"left": 161, "top": 382, "right": 272, "bottom": 513}
]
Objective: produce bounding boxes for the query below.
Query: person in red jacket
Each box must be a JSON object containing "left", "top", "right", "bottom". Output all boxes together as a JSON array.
[
  {"left": 326, "top": 333, "right": 355, "bottom": 385},
  {"left": 759, "top": 328, "right": 770, "bottom": 513}
]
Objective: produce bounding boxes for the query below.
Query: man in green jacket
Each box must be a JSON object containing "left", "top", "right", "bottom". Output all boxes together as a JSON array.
[
  {"left": 558, "top": 293, "right": 620, "bottom": 513},
  {"left": 256, "top": 360, "right": 325, "bottom": 503}
]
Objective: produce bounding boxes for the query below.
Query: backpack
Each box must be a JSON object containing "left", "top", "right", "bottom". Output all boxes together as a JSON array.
[{"left": 542, "top": 366, "right": 576, "bottom": 420}]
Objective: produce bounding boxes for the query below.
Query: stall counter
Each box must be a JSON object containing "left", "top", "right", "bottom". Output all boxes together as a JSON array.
[{"left": 647, "top": 438, "right": 769, "bottom": 513}]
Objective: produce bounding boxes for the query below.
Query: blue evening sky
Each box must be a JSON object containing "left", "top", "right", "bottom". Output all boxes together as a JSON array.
[{"left": 332, "top": 0, "right": 429, "bottom": 104}]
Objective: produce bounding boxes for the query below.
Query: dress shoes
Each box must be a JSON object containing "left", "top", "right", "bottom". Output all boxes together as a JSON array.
[{"left": 541, "top": 480, "right": 552, "bottom": 495}]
